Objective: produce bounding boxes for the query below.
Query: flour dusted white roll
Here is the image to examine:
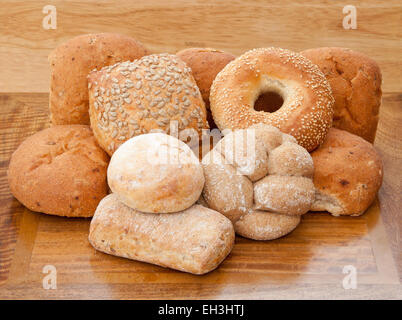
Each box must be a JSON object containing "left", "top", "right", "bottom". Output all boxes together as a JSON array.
[
  {"left": 202, "top": 124, "right": 315, "bottom": 240},
  {"left": 89, "top": 194, "right": 235, "bottom": 275},
  {"left": 107, "top": 133, "right": 205, "bottom": 213}
]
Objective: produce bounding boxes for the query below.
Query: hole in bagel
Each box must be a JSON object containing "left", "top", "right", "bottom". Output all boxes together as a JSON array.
[{"left": 254, "top": 91, "right": 284, "bottom": 113}]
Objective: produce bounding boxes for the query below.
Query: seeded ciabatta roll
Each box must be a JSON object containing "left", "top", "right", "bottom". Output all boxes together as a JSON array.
[
  {"left": 310, "top": 128, "right": 383, "bottom": 216},
  {"left": 88, "top": 53, "right": 209, "bottom": 155},
  {"left": 49, "top": 33, "right": 148, "bottom": 125},
  {"left": 89, "top": 194, "right": 235, "bottom": 275},
  {"left": 301, "top": 47, "right": 382, "bottom": 143},
  {"left": 202, "top": 124, "right": 315, "bottom": 240}
]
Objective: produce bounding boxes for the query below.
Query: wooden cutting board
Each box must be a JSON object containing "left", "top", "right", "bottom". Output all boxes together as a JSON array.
[{"left": 0, "top": 1, "right": 401, "bottom": 299}]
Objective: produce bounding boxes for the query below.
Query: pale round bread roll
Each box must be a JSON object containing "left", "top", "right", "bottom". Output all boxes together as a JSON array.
[
  {"left": 108, "top": 133, "right": 205, "bottom": 213},
  {"left": 202, "top": 124, "right": 315, "bottom": 240},
  {"left": 8, "top": 125, "right": 109, "bottom": 217}
]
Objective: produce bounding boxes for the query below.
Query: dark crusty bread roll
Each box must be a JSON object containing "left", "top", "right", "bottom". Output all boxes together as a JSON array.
[
  {"left": 310, "top": 128, "right": 383, "bottom": 216},
  {"left": 8, "top": 125, "right": 109, "bottom": 217},
  {"left": 89, "top": 194, "right": 235, "bottom": 275},
  {"left": 176, "top": 48, "right": 236, "bottom": 108},
  {"left": 301, "top": 47, "right": 382, "bottom": 143},
  {"left": 176, "top": 48, "right": 235, "bottom": 130},
  {"left": 49, "top": 33, "right": 148, "bottom": 125}
]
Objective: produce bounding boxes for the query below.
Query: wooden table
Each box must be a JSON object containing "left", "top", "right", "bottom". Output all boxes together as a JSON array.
[{"left": 0, "top": 1, "right": 401, "bottom": 299}]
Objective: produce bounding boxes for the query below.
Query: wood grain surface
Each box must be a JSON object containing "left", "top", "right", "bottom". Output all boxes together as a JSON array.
[{"left": 0, "top": 0, "right": 401, "bottom": 299}]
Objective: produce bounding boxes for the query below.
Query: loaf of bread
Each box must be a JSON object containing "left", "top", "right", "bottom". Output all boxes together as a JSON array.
[
  {"left": 88, "top": 53, "right": 208, "bottom": 155},
  {"left": 301, "top": 47, "right": 382, "bottom": 143},
  {"left": 89, "top": 194, "right": 235, "bottom": 275},
  {"left": 202, "top": 124, "right": 315, "bottom": 240},
  {"left": 49, "top": 33, "right": 148, "bottom": 125},
  {"left": 310, "top": 128, "right": 383, "bottom": 216},
  {"left": 8, "top": 125, "right": 109, "bottom": 217},
  {"left": 107, "top": 133, "right": 204, "bottom": 213}
]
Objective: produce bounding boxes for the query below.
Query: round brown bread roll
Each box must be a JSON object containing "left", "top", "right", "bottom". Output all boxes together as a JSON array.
[
  {"left": 202, "top": 124, "right": 315, "bottom": 240},
  {"left": 107, "top": 133, "right": 205, "bottom": 213},
  {"left": 176, "top": 48, "right": 236, "bottom": 107},
  {"left": 210, "top": 47, "right": 334, "bottom": 151},
  {"left": 8, "top": 125, "right": 109, "bottom": 217},
  {"left": 88, "top": 53, "right": 209, "bottom": 155},
  {"left": 301, "top": 47, "right": 382, "bottom": 143},
  {"left": 310, "top": 128, "right": 383, "bottom": 216},
  {"left": 49, "top": 33, "right": 148, "bottom": 125}
]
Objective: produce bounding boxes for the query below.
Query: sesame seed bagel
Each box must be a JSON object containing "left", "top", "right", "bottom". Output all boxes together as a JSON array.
[
  {"left": 210, "top": 47, "right": 335, "bottom": 151},
  {"left": 108, "top": 133, "right": 205, "bottom": 213},
  {"left": 88, "top": 53, "right": 208, "bottom": 156},
  {"left": 201, "top": 124, "right": 315, "bottom": 240}
]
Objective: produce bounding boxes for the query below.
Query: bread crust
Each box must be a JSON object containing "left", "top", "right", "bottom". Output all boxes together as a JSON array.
[
  {"left": 310, "top": 128, "right": 383, "bottom": 216},
  {"left": 235, "top": 210, "right": 301, "bottom": 241},
  {"left": 176, "top": 48, "right": 236, "bottom": 107},
  {"left": 210, "top": 47, "right": 334, "bottom": 151},
  {"left": 88, "top": 53, "right": 208, "bottom": 155},
  {"left": 49, "top": 33, "right": 148, "bottom": 125},
  {"left": 89, "top": 194, "right": 235, "bottom": 275},
  {"left": 301, "top": 47, "right": 382, "bottom": 143},
  {"left": 8, "top": 125, "right": 109, "bottom": 217},
  {"left": 202, "top": 124, "right": 314, "bottom": 240},
  {"left": 107, "top": 133, "right": 204, "bottom": 213}
]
